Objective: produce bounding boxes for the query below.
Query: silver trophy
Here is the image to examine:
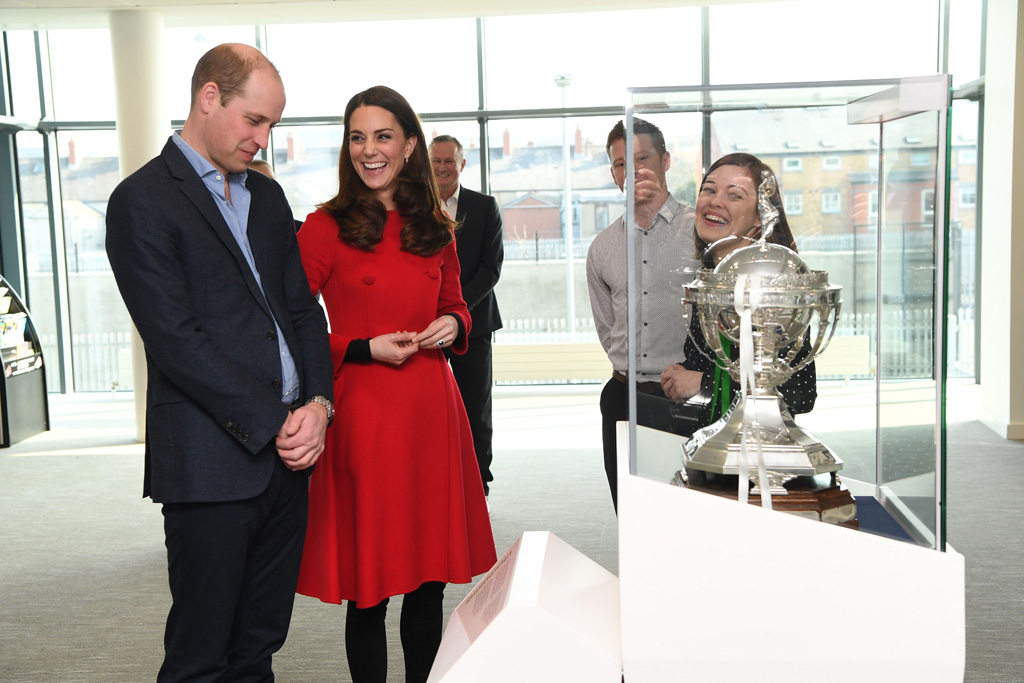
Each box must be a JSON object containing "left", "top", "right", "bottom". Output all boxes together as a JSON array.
[{"left": 680, "top": 171, "right": 843, "bottom": 496}]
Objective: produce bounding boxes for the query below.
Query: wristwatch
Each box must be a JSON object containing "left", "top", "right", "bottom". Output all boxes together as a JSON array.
[{"left": 305, "top": 395, "right": 335, "bottom": 426}]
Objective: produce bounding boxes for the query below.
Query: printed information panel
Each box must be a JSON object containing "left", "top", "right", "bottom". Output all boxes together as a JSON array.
[{"left": 428, "top": 531, "right": 621, "bottom": 683}]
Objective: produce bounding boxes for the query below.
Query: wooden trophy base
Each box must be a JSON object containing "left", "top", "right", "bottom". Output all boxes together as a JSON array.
[{"left": 684, "top": 470, "right": 858, "bottom": 529}]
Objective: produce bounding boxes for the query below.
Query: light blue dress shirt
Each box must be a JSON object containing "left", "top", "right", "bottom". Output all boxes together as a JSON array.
[{"left": 170, "top": 133, "right": 299, "bottom": 403}]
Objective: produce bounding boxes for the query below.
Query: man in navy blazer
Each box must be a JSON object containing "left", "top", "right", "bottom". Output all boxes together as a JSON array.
[
  {"left": 105, "top": 44, "right": 332, "bottom": 682},
  {"left": 430, "top": 135, "right": 503, "bottom": 496}
]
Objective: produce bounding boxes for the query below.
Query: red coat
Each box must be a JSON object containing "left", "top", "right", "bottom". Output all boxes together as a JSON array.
[{"left": 296, "top": 209, "right": 496, "bottom": 608}]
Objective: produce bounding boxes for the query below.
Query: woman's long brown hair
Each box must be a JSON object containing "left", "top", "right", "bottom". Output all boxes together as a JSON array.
[{"left": 320, "top": 86, "right": 453, "bottom": 255}]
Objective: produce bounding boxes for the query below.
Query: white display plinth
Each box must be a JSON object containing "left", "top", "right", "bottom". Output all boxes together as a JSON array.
[
  {"left": 619, "top": 424, "right": 965, "bottom": 682},
  {"left": 428, "top": 531, "right": 621, "bottom": 683}
]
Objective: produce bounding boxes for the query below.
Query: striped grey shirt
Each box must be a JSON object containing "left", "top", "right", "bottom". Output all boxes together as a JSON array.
[{"left": 586, "top": 194, "right": 699, "bottom": 382}]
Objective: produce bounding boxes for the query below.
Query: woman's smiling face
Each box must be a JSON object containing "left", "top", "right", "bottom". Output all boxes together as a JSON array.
[
  {"left": 347, "top": 104, "right": 417, "bottom": 210},
  {"left": 695, "top": 164, "right": 761, "bottom": 248}
]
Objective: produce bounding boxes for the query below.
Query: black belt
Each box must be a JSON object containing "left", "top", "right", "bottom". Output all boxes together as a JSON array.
[
  {"left": 285, "top": 400, "right": 302, "bottom": 412},
  {"left": 612, "top": 371, "right": 663, "bottom": 395}
]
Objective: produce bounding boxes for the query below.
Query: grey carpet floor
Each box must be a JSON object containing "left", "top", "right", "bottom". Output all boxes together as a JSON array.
[
  {"left": 1, "top": 388, "right": 1021, "bottom": 682},
  {"left": 0, "top": 392, "right": 617, "bottom": 682}
]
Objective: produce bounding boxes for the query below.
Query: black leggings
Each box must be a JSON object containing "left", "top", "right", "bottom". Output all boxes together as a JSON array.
[{"left": 345, "top": 581, "right": 446, "bottom": 683}]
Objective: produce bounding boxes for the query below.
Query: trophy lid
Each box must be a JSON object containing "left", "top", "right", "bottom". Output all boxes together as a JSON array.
[{"left": 713, "top": 242, "right": 809, "bottom": 277}]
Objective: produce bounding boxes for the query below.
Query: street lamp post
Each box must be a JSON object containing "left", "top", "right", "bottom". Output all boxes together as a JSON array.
[{"left": 555, "top": 73, "right": 576, "bottom": 337}]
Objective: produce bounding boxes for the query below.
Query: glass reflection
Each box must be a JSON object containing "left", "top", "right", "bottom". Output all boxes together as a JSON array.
[{"left": 877, "top": 111, "right": 941, "bottom": 545}]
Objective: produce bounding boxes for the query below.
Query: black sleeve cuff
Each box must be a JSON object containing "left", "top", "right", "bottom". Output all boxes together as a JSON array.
[{"left": 345, "top": 338, "right": 372, "bottom": 362}]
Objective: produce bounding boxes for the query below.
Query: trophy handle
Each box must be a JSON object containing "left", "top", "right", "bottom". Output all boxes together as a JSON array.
[{"left": 811, "top": 300, "right": 843, "bottom": 361}]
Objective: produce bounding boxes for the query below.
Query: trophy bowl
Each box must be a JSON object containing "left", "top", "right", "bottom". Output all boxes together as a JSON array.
[{"left": 681, "top": 241, "right": 843, "bottom": 493}]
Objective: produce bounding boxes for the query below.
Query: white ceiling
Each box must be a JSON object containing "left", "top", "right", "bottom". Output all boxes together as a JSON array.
[{"left": 0, "top": 0, "right": 724, "bottom": 31}]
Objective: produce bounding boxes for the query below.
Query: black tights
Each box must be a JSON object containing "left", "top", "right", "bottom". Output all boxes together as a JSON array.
[{"left": 344, "top": 581, "right": 446, "bottom": 683}]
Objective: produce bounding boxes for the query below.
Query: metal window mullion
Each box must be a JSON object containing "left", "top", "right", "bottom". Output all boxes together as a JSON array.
[
  {"left": 0, "top": 32, "right": 26, "bottom": 294},
  {"left": 476, "top": 17, "right": 489, "bottom": 195},
  {"left": 37, "top": 30, "right": 73, "bottom": 393}
]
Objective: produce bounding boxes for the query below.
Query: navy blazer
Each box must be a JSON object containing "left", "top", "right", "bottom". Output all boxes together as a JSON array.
[
  {"left": 106, "top": 139, "right": 332, "bottom": 504},
  {"left": 454, "top": 187, "right": 504, "bottom": 339}
]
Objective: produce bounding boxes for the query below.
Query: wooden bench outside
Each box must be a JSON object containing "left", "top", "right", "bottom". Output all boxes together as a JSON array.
[
  {"left": 492, "top": 342, "right": 611, "bottom": 383},
  {"left": 815, "top": 334, "right": 872, "bottom": 385},
  {"left": 491, "top": 335, "right": 871, "bottom": 385}
]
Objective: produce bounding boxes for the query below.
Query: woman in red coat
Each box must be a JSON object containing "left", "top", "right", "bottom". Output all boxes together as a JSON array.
[{"left": 296, "top": 85, "right": 496, "bottom": 683}]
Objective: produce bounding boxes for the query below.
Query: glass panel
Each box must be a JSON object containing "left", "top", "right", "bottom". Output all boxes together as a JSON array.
[
  {"left": 164, "top": 26, "right": 259, "bottom": 122},
  {"left": 484, "top": 9, "right": 701, "bottom": 111},
  {"left": 48, "top": 29, "right": 116, "bottom": 121},
  {"left": 267, "top": 19, "right": 478, "bottom": 118},
  {"left": 947, "top": 99, "right": 977, "bottom": 379},
  {"left": 627, "top": 79, "right": 949, "bottom": 550},
  {"left": 55, "top": 130, "right": 132, "bottom": 392},
  {"left": 628, "top": 97, "right": 882, "bottom": 487},
  {"left": 706, "top": 105, "right": 880, "bottom": 484},
  {"left": 6, "top": 31, "right": 42, "bottom": 121},
  {"left": 709, "top": 0, "right": 938, "bottom": 84},
  {"left": 877, "top": 110, "right": 941, "bottom": 546},
  {"left": 16, "top": 130, "right": 60, "bottom": 392}
]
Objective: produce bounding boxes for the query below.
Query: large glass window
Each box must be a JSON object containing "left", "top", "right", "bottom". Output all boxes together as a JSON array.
[
  {"left": 269, "top": 124, "right": 343, "bottom": 223},
  {"left": 0, "top": 3, "right": 987, "bottom": 395},
  {"left": 6, "top": 31, "right": 42, "bottom": 121},
  {"left": 484, "top": 9, "right": 702, "bottom": 111},
  {"left": 948, "top": 0, "right": 984, "bottom": 87},
  {"left": 490, "top": 117, "right": 587, "bottom": 341},
  {"left": 709, "top": 0, "right": 938, "bottom": 83},
  {"left": 267, "top": 19, "right": 479, "bottom": 118},
  {"left": 164, "top": 26, "right": 259, "bottom": 121},
  {"left": 48, "top": 29, "right": 116, "bottom": 121},
  {"left": 16, "top": 130, "right": 60, "bottom": 392},
  {"left": 55, "top": 130, "right": 131, "bottom": 392}
]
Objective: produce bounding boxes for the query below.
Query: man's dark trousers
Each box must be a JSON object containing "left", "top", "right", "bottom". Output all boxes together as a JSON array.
[
  {"left": 159, "top": 456, "right": 308, "bottom": 683},
  {"left": 448, "top": 336, "right": 494, "bottom": 495}
]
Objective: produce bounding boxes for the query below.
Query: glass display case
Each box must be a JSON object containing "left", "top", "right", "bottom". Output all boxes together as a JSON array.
[
  {"left": 0, "top": 274, "right": 50, "bottom": 446},
  {"left": 623, "top": 76, "right": 951, "bottom": 550}
]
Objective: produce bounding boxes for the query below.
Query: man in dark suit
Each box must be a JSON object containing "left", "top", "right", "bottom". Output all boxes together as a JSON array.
[
  {"left": 430, "top": 135, "right": 503, "bottom": 497},
  {"left": 105, "top": 44, "right": 333, "bottom": 682}
]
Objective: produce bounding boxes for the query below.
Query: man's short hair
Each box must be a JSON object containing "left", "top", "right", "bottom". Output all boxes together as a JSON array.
[
  {"left": 430, "top": 135, "right": 464, "bottom": 160},
  {"left": 190, "top": 44, "right": 280, "bottom": 109},
  {"left": 248, "top": 159, "right": 274, "bottom": 178},
  {"left": 605, "top": 117, "right": 667, "bottom": 159}
]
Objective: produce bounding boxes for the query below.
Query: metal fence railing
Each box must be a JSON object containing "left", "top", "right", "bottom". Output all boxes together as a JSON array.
[{"left": 44, "top": 305, "right": 973, "bottom": 392}]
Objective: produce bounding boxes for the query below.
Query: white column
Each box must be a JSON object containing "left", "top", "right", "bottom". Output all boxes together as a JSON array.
[
  {"left": 108, "top": 10, "right": 167, "bottom": 442},
  {"left": 980, "top": 0, "right": 1024, "bottom": 439}
]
